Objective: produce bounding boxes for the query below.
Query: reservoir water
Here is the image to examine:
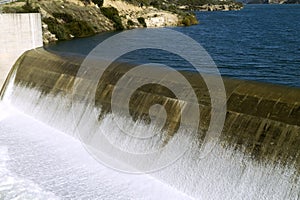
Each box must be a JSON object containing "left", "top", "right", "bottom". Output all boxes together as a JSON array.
[
  {"left": 0, "top": 4, "right": 299, "bottom": 200},
  {"left": 46, "top": 4, "right": 300, "bottom": 88}
]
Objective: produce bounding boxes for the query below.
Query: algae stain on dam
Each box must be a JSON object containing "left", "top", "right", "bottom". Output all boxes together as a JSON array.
[{"left": 0, "top": 48, "right": 299, "bottom": 199}]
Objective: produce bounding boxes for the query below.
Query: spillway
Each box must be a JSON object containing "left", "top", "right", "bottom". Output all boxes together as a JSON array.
[{"left": 0, "top": 48, "right": 299, "bottom": 199}]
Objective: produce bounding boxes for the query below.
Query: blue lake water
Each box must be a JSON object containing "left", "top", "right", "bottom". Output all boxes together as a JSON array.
[{"left": 46, "top": 4, "right": 300, "bottom": 88}]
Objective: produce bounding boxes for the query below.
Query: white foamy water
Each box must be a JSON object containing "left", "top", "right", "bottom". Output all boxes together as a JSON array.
[
  {"left": 0, "top": 107, "right": 194, "bottom": 200},
  {"left": 0, "top": 100, "right": 299, "bottom": 199},
  {"left": 0, "top": 70, "right": 299, "bottom": 199},
  {"left": 0, "top": 146, "right": 59, "bottom": 200}
]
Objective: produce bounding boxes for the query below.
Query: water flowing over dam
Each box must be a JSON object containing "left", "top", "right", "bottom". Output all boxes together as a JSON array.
[{"left": 0, "top": 48, "right": 299, "bottom": 199}]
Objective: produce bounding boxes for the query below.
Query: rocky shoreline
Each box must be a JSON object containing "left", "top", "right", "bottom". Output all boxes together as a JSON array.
[
  {"left": 0, "top": 0, "right": 242, "bottom": 44},
  {"left": 247, "top": 0, "right": 300, "bottom": 3},
  {"left": 178, "top": 2, "right": 244, "bottom": 11},
  {"left": 1, "top": 0, "right": 200, "bottom": 44},
  {"left": 195, "top": 3, "right": 243, "bottom": 11}
]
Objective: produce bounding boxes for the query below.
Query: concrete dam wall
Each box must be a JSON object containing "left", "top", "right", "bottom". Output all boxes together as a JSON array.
[
  {"left": 0, "top": 13, "right": 43, "bottom": 90},
  {"left": 1, "top": 48, "right": 299, "bottom": 173}
]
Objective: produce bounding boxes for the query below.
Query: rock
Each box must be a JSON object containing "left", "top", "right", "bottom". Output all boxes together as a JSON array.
[
  {"left": 2, "top": 0, "right": 198, "bottom": 43},
  {"left": 104, "top": 0, "right": 180, "bottom": 29},
  {"left": 42, "top": 22, "right": 58, "bottom": 44},
  {"left": 191, "top": 2, "right": 243, "bottom": 11}
]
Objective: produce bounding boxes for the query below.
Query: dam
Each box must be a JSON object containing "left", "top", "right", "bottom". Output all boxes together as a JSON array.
[
  {"left": 0, "top": 47, "right": 299, "bottom": 199},
  {"left": 0, "top": 12, "right": 300, "bottom": 200},
  {"left": 0, "top": 13, "right": 43, "bottom": 89}
]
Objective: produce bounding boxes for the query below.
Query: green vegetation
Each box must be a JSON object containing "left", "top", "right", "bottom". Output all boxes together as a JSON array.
[
  {"left": 0, "top": 0, "right": 203, "bottom": 43},
  {"left": 127, "top": 19, "right": 135, "bottom": 26},
  {"left": 137, "top": 17, "right": 147, "bottom": 27},
  {"left": 92, "top": 0, "right": 104, "bottom": 7},
  {"left": 100, "top": 6, "right": 124, "bottom": 30},
  {"left": 80, "top": 0, "right": 104, "bottom": 7},
  {"left": 52, "top": 13, "right": 74, "bottom": 23},
  {"left": 43, "top": 13, "right": 94, "bottom": 40},
  {"left": 123, "top": 0, "right": 179, "bottom": 12},
  {"left": 181, "top": 14, "right": 198, "bottom": 26},
  {"left": 175, "top": 0, "right": 244, "bottom": 10},
  {"left": 2, "top": 0, "right": 39, "bottom": 13},
  {"left": 177, "top": 0, "right": 217, "bottom": 6},
  {"left": 124, "top": 0, "right": 242, "bottom": 10}
]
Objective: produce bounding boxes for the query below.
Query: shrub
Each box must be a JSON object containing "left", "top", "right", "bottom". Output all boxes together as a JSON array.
[
  {"left": 67, "top": 21, "right": 94, "bottom": 37},
  {"left": 21, "top": 1, "right": 39, "bottom": 13},
  {"left": 80, "top": 0, "right": 103, "bottom": 6},
  {"left": 2, "top": 6, "right": 24, "bottom": 13},
  {"left": 181, "top": 14, "right": 198, "bottom": 26},
  {"left": 2, "top": 1, "right": 39, "bottom": 13},
  {"left": 43, "top": 17, "right": 95, "bottom": 40},
  {"left": 80, "top": 0, "right": 90, "bottom": 5},
  {"left": 150, "top": 1, "right": 159, "bottom": 8},
  {"left": 137, "top": 17, "right": 147, "bottom": 27},
  {"left": 100, "top": 7, "right": 124, "bottom": 30},
  {"left": 127, "top": 19, "right": 135, "bottom": 26},
  {"left": 52, "top": 13, "right": 74, "bottom": 23},
  {"left": 182, "top": 18, "right": 191, "bottom": 26},
  {"left": 92, "top": 0, "right": 104, "bottom": 7},
  {"left": 43, "top": 17, "right": 70, "bottom": 40},
  {"left": 100, "top": 6, "right": 119, "bottom": 19}
]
